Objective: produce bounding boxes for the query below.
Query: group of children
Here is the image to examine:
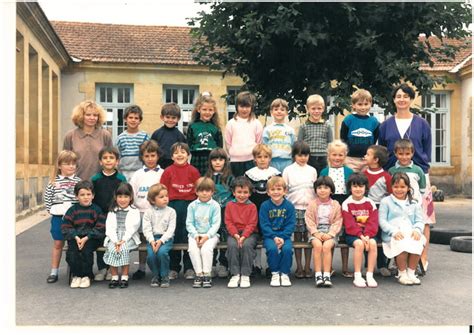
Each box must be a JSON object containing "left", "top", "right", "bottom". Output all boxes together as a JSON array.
[{"left": 44, "top": 88, "right": 428, "bottom": 290}]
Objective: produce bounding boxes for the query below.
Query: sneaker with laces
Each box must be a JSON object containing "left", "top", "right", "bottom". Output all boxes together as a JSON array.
[
  {"left": 280, "top": 274, "right": 292, "bottom": 287},
  {"left": 132, "top": 269, "right": 146, "bottom": 280},
  {"left": 398, "top": 273, "right": 413, "bottom": 285},
  {"left": 240, "top": 275, "right": 251, "bottom": 288},
  {"left": 168, "top": 270, "right": 178, "bottom": 280},
  {"left": 270, "top": 273, "right": 280, "bottom": 287},
  {"left": 94, "top": 268, "right": 107, "bottom": 281},
  {"left": 184, "top": 269, "right": 196, "bottom": 280},
  {"left": 366, "top": 276, "right": 378, "bottom": 288},
  {"left": 379, "top": 267, "right": 391, "bottom": 277},
  {"left": 217, "top": 265, "right": 229, "bottom": 278},
  {"left": 202, "top": 276, "right": 212, "bottom": 288},
  {"left": 79, "top": 276, "right": 90, "bottom": 288},
  {"left": 353, "top": 276, "right": 367, "bottom": 288},
  {"left": 323, "top": 276, "right": 332, "bottom": 287},
  {"left": 227, "top": 275, "right": 240, "bottom": 288},
  {"left": 315, "top": 275, "right": 324, "bottom": 288},
  {"left": 193, "top": 276, "right": 203, "bottom": 288},
  {"left": 160, "top": 277, "right": 170, "bottom": 288},
  {"left": 407, "top": 272, "right": 421, "bottom": 285},
  {"left": 70, "top": 276, "right": 81, "bottom": 289},
  {"left": 150, "top": 276, "right": 160, "bottom": 287}
]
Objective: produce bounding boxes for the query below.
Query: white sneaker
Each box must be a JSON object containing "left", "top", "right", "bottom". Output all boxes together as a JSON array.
[
  {"left": 353, "top": 276, "right": 367, "bottom": 288},
  {"left": 407, "top": 272, "right": 421, "bottom": 285},
  {"left": 184, "top": 269, "right": 196, "bottom": 280},
  {"left": 270, "top": 273, "right": 280, "bottom": 287},
  {"left": 94, "top": 268, "right": 107, "bottom": 281},
  {"left": 217, "top": 265, "right": 229, "bottom": 278},
  {"left": 240, "top": 275, "right": 251, "bottom": 288},
  {"left": 366, "top": 276, "right": 378, "bottom": 288},
  {"left": 70, "top": 276, "right": 81, "bottom": 288},
  {"left": 227, "top": 275, "right": 240, "bottom": 288},
  {"left": 398, "top": 273, "right": 413, "bottom": 285},
  {"left": 168, "top": 270, "right": 178, "bottom": 280},
  {"left": 105, "top": 268, "right": 112, "bottom": 281},
  {"left": 79, "top": 276, "right": 90, "bottom": 288},
  {"left": 280, "top": 274, "right": 292, "bottom": 287}
]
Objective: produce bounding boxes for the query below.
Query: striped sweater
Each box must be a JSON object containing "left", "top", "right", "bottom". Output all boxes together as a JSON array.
[
  {"left": 43, "top": 175, "right": 82, "bottom": 216},
  {"left": 61, "top": 203, "right": 106, "bottom": 240},
  {"left": 116, "top": 130, "right": 150, "bottom": 176}
]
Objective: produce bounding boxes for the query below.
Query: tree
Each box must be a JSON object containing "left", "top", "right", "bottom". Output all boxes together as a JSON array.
[{"left": 189, "top": 2, "right": 471, "bottom": 118}]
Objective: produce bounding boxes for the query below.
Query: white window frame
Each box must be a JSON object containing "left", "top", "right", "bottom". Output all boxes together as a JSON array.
[
  {"left": 163, "top": 85, "right": 198, "bottom": 133},
  {"left": 421, "top": 91, "right": 451, "bottom": 166},
  {"left": 226, "top": 86, "right": 240, "bottom": 121},
  {"left": 95, "top": 84, "right": 134, "bottom": 141}
]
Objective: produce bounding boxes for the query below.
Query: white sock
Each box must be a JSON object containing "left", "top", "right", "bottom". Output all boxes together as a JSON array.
[
  {"left": 366, "top": 272, "right": 374, "bottom": 279},
  {"left": 111, "top": 275, "right": 119, "bottom": 281},
  {"left": 323, "top": 272, "right": 331, "bottom": 278},
  {"left": 139, "top": 264, "right": 146, "bottom": 271},
  {"left": 354, "top": 272, "right": 362, "bottom": 279},
  {"left": 51, "top": 268, "right": 59, "bottom": 276},
  {"left": 315, "top": 272, "right": 322, "bottom": 278},
  {"left": 121, "top": 275, "right": 129, "bottom": 281},
  {"left": 407, "top": 268, "right": 416, "bottom": 277},
  {"left": 398, "top": 269, "right": 407, "bottom": 277}
]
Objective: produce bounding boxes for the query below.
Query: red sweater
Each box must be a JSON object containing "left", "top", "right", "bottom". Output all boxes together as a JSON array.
[
  {"left": 160, "top": 163, "right": 200, "bottom": 201},
  {"left": 225, "top": 200, "right": 258, "bottom": 238},
  {"left": 341, "top": 196, "right": 378, "bottom": 237}
]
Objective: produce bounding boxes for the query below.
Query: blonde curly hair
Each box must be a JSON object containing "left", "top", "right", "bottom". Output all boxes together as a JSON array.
[{"left": 71, "top": 100, "right": 107, "bottom": 128}]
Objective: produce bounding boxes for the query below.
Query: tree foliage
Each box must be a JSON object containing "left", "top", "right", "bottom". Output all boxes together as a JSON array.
[{"left": 189, "top": 2, "right": 471, "bottom": 118}]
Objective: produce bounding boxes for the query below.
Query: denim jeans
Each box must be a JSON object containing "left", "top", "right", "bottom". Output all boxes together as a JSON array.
[
  {"left": 146, "top": 235, "right": 174, "bottom": 278},
  {"left": 263, "top": 237, "right": 293, "bottom": 275}
]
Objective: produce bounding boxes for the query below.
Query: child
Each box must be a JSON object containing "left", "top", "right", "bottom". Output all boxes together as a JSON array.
[
  {"left": 44, "top": 150, "right": 81, "bottom": 283},
  {"left": 160, "top": 142, "right": 201, "bottom": 280},
  {"left": 320, "top": 139, "right": 354, "bottom": 277},
  {"left": 186, "top": 177, "right": 221, "bottom": 288},
  {"left": 61, "top": 180, "right": 106, "bottom": 288},
  {"left": 103, "top": 183, "right": 141, "bottom": 289},
  {"left": 282, "top": 141, "right": 317, "bottom": 278},
  {"left": 378, "top": 172, "right": 426, "bottom": 285},
  {"left": 297, "top": 94, "right": 333, "bottom": 175},
  {"left": 151, "top": 102, "right": 186, "bottom": 169},
  {"left": 342, "top": 173, "right": 379, "bottom": 288},
  {"left": 259, "top": 176, "right": 296, "bottom": 287},
  {"left": 262, "top": 98, "right": 296, "bottom": 172},
  {"left": 116, "top": 105, "right": 150, "bottom": 181},
  {"left": 340, "top": 89, "right": 380, "bottom": 172},
  {"left": 129, "top": 140, "right": 164, "bottom": 280},
  {"left": 225, "top": 91, "right": 263, "bottom": 177},
  {"left": 142, "top": 183, "right": 176, "bottom": 288},
  {"left": 91, "top": 146, "right": 127, "bottom": 281},
  {"left": 187, "top": 93, "right": 223, "bottom": 176},
  {"left": 363, "top": 144, "right": 392, "bottom": 277},
  {"left": 305, "top": 176, "right": 343, "bottom": 287},
  {"left": 225, "top": 177, "right": 259, "bottom": 288},
  {"left": 205, "top": 148, "right": 234, "bottom": 278}
]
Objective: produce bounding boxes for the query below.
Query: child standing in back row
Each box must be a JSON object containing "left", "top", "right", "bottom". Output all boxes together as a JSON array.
[
  {"left": 263, "top": 98, "right": 296, "bottom": 172},
  {"left": 44, "top": 150, "right": 81, "bottom": 283},
  {"left": 187, "top": 93, "right": 223, "bottom": 176},
  {"left": 225, "top": 91, "right": 263, "bottom": 177}
]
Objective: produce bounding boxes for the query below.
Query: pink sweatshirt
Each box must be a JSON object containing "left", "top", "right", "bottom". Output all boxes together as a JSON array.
[{"left": 225, "top": 116, "right": 263, "bottom": 162}]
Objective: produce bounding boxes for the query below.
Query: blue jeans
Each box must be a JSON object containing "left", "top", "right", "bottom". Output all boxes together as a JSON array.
[
  {"left": 263, "top": 237, "right": 293, "bottom": 275},
  {"left": 146, "top": 235, "right": 173, "bottom": 278}
]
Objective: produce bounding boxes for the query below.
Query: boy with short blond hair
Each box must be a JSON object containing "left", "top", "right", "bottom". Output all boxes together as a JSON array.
[
  {"left": 263, "top": 98, "right": 296, "bottom": 173},
  {"left": 340, "top": 88, "right": 379, "bottom": 172},
  {"left": 297, "top": 94, "right": 333, "bottom": 175}
]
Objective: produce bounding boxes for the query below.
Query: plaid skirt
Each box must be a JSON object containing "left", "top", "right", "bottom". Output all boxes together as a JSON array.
[
  {"left": 103, "top": 239, "right": 139, "bottom": 267},
  {"left": 190, "top": 150, "right": 211, "bottom": 176}
]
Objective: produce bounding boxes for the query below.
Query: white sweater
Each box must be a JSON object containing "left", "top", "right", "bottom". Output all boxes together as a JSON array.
[
  {"left": 282, "top": 162, "right": 317, "bottom": 210},
  {"left": 103, "top": 206, "right": 141, "bottom": 246},
  {"left": 142, "top": 205, "right": 176, "bottom": 244}
]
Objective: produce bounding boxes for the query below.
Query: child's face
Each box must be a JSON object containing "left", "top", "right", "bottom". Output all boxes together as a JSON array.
[
  {"left": 59, "top": 161, "right": 77, "bottom": 177},
  {"left": 233, "top": 186, "right": 251, "bottom": 204},
  {"left": 328, "top": 147, "right": 346, "bottom": 168},
  {"left": 100, "top": 152, "right": 119, "bottom": 174},
  {"left": 316, "top": 185, "right": 332, "bottom": 201},
  {"left": 352, "top": 99, "right": 371, "bottom": 116},
  {"left": 172, "top": 148, "right": 189, "bottom": 165},
  {"left": 198, "top": 102, "right": 216, "bottom": 122},
  {"left": 267, "top": 184, "right": 286, "bottom": 204},
  {"left": 153, "top": 189, "right": 169, "bottom": 208},
  {"left": 197, "top": 189, "right": 214, "bottom": 203},
  {"left": 395, "top": 148, "right": 413, "bottom": 167},
  {"left": 116, "top": 194, "right": 131, "bottom": 209},
  {"left": 125, "top": 112, "right": 141, "bottom": 132},
  {"left": 364, "top": 148, "right": 378, "bottom": 168},
  {"left": 211, "top": 158, "right": 225, "bottom": 172},
  {"left": 294, "top": 153, "right": 309, "bottom": 166},
  {"left": 143, "top": 151, "right": 159, "bottom": 169},
  {"left": 161, "top": 115, "right": 179, "bottom": 128},
  {"left": 237, "top": 105, "right": 252, "bottom": 119},
  {"left": 350, "top": 184, "right": 366, "bottom": 201},
  {"left": 306, "top": 103, "right": 324, "bottom": 122},
  {"left": 392, "top": 179, "right": 409, "bottom": 200},
  {"left": 271, "top": 105, "right": 288, "bottom": 123},
  {"left": 255, "top": 152, "right": 271, "bottom": 169},
  {"left": 77, "top": 188, "right": 94, "bottom": 206},
  {"left": 83, "top": 108, "right": 99, "bottom": 128}
]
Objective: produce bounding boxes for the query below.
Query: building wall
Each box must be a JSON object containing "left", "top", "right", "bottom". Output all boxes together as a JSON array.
[
  {"left": 460, "top": 69, "right": 472, "bottom": 196},
  {"left": 16, "top": 17, "right": 63, "bottom": 218}
]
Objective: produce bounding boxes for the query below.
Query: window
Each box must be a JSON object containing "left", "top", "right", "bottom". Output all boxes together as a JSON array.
[
  {"left": 226, "top": 87, "right": 240, "bottom": 121},
  {"left": 421, "top": 92, "right": 451, "bottom": 166},
  {"left": 163, "top": 85, "right": 198, "bottom": 133},
  {"left": 96, "top": 84, "right": 133, "bottom": 141}
]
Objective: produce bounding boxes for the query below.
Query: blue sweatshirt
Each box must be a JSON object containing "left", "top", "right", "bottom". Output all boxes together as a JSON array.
[
  {"left": 186, "top": 198, "right": 221, "bottom": 238},
  {"left": 259, "top": 198, "right": 296, "bottom": 240}
]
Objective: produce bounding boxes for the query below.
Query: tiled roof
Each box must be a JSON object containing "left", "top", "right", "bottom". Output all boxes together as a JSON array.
[
  {"left": 419, "top": 35, "right": 472, "bottom": 72},
  {"left": 50, "top": 21, "right": 198, "bottom": 65}
]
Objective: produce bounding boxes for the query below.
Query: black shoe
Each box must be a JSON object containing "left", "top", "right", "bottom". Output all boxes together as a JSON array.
[
  {"left": 132, "top": 270, "right": 145, "bottom": 280},
  {"left": 119, "top": 280, "right": 128, "bottom": 289},
  {"left": 202, "top": 276, "right": 212, "bottom": 288},
  {"left": 315, "top": 275, "right": 324, "bottom": 288},
  {"left": 323, "top": 276, "right": 333, "bottom": 287},
  {"left": 46, "top": 274, "right": 58, "bottom": 283},
  {"left": 193, "top": 276, "right": 203, "bottom": 288},
  {"left": 108, "top": 280, "right": 119, "bottom": 289},
  {"left": 265, "top": 268, "right": 272, "bottom": 279}
]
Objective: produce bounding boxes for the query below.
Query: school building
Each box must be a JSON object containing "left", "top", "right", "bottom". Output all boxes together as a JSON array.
[{"left": 15, "top": 2, "right": 472, "bottom": 220}]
